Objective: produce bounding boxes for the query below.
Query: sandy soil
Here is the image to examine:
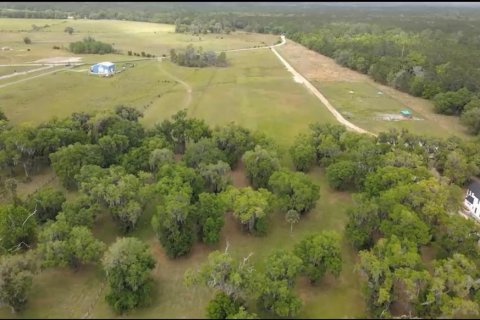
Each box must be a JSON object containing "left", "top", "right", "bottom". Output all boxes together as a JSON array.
[{"left": 34, "top": 56, "right": 83, "bottom": 64}]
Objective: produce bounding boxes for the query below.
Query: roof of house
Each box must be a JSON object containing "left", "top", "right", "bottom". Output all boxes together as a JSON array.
[
  {"left": 95, "top": 62, "right": 115, "bottom": 67},
  {"left": 400, "top": 109, "right": 412, "bottom": 115},
  {"left": 468, "top": 180, "right": 480, "bottom": 198}
]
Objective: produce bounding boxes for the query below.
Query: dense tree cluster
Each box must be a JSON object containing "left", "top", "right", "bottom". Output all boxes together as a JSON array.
[
  {"left": 170, "top": 45, "right": 227, "bottom": 67},
  {"left": 185, "top": 231, "right": 341, "bottom": 318},
  {"left": 286, "top": 123, "right": 480, "bottom": 318},
  {"left": 69, "top": 36, "right": 115, "bottom": 54}
]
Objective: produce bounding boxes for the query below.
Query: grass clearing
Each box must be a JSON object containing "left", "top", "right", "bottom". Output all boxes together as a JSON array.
[
  {"left": 315, "top": 80, "right": 469, "bottom": 138},
  {"left": 278, "top": 40, "right": 470, "bottom": 139}
]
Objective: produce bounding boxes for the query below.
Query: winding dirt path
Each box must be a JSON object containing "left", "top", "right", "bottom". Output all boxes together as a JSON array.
[{"left": 158, "top": 64, "right": 192, "bottom": 108}]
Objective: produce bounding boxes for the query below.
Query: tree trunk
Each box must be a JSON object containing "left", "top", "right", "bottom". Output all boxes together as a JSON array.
[
  {"left": 248, "top": 216, "right": 255, "bottom": 233},
  {"left": 22, "top": 163, "right": 29, "bottom": 179},
  {"left": 290, "top": 223, "right": 293, "bottom": 234}
]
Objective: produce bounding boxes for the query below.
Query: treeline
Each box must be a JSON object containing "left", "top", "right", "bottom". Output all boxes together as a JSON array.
[
  {"left": 288, "top": 123, "right": 480, "bottom": 318},
  {"left": 69, "top": 37, "right": 115, "bottom": 54},
  {"left": 170, "top": 45, "right": 227, "bottom": 67}
]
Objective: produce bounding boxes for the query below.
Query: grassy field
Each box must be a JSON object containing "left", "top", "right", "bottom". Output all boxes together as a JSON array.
[
  {"left": 315, "top": 80, "right": 469, "bottom": 138},
  {"left": 1, "top": 49, "right": 338, "bottom": 148},
  {"left": 0, "top": 18, "right": 278, "bottom": 65},
  {"left": 278, "top": 41, "right": 471, "bottom": 139}
]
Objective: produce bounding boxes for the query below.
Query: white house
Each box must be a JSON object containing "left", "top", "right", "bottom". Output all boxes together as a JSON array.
[{"left": 465, "top": 180, "right": 480, "bottom": 219}]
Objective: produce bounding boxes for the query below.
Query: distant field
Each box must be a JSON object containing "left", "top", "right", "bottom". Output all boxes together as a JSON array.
[
  {"left": 0, "top": 49, "right": 338, "bottom": 148},
  {"left": 278, "top": 40, "right": 470, "bottom": 139},
  {"left": 0, "top": 18, "right": 278, "bottom": 65}
]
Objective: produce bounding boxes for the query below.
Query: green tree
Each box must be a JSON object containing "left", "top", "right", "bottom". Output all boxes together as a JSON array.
[
  {"left": 114, "top": 105, "right": 143, "bottom": 122},
  {"left": 345, "top": 194, "right": 380, "bottom": 250},
  {"left": 25, "top": 187, "right": 66, "bottom": 223},
  {"left": 268, "top": 169, "right": 320, "bottom": 214},
  {"left": 443, "top": 150, "right": 478, "bottom": 185},
  {"left": 184, "top": 250, "right": 256, "bottom": 301},
  {"left": 121, "top": 136, "right": 169, "bottom": 173},
  {"left": 77, "top": 165, "right": 151, "bottom": 232},
  {"left": 0, "top": 204, "right": 36, "bottom": 254},
  {"left": 0, "top": 252, "right": 38, "bottom": 312},
  {"left": 60, "top": 195, "right": 98, "bottom": 228},
  {"left": 102, "top": 237, "right": 156, "bottom": 313},
  {"left": 50, "top": 143, "right": 104, "bottom": 189},
  {"left": 357, "top": 236, "right": 425, "bottom": 318},
  {"left": 226, "top": 306, "right": 258, "bottom": 319},
  {"left": 461, "top": 107, "right": 480, "bottom": 135},
  {"left": 289, "top": 134, "right": 316, "bottom": 172},
  {"left": 242, "top": 145, "right": 280, "bottom": 189},
  {"left": 206, "top": 292, "right": 243, "bottom": 319},
  {"left": 421, "top": 254, "right": 480, "bottom": 318},
  {"left": 198, "top": 161, "right": 231, "bottom": 193},
  {"left": 379, "top": 205, "right": 431, "bottom": 246},
  {"left": 325, "top": 160, "right": 356, "bottom": 190},
  {"left": 64, "top": 26, "right": 74, "bottom": 34},
  {"left": 294, "top": 231, "right": 342, "bottom": 284},
  {"left": 152, "top": 180, "right": 194, "bottom": 258},
  {"left": 196, "top": 192, "right": 225, "bottom": 245},
  {"left": 149, "top": 148, "right": 175, "bottom": 172},
  {"left": 436, "top": 214, "right": 480, "bottom": 260},
  {"left": 155, "top": 110, "right": 211, "bottom": 154},
  {"left": 183, "top": 138, "right": 227, "bottom": 168},
  {"left": 98, "top": 134, "right": 130, "bottom": 166},
  {"left": 39, "top": 220, "right": 106, "bottom": 270},
  {"left": 224, "top": 187, "right": 272, "bottom": 235},
  {"left": 212, "top": 123, "right": 254, "bottom": 168}
]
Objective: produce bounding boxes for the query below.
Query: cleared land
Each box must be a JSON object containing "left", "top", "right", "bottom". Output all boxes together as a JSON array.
[
  {"left": 0, "top": 18, "right": 364, "bottom": 319},
  {"left": 278, "top": 40, "right": 470, "bottom": 139},
  {"left": 0, "top": 18, "right": 278, "bottom": 65}
]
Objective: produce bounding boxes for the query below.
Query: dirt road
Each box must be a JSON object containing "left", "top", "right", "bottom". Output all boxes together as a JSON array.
[
  {"left": 270, "top": 36, "right": 375, "bottom": 136},
  {"left": 158, "top": 64, "right": 192, "bottom": 108}
]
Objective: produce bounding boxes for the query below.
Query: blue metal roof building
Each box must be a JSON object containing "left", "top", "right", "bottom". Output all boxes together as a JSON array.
[{"left": 90, "top": 62, "right": 115, "bottom": 75}]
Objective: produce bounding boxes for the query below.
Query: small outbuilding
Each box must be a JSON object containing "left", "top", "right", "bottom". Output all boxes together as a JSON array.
[
  {"left": 90, "top": 62, "right": 115, "bottom": 76},
  {"left": 400, "top": 109, "right": 412, "bottom": 118}
]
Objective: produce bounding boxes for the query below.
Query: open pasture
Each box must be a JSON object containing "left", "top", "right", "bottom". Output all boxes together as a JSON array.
[{"left": 0, "top": 18, "right": 279, "bottom": 65}]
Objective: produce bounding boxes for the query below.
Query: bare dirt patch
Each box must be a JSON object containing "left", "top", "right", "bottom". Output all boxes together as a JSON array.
[
  {"left": 279, "top": 41, "right": 364, "bottom": 82},
  {"left": 229, "top": 160, "right": 249, "bottom": 188},
  {"left": 34, "top": 56, "right": 83, "bottom": 64}
]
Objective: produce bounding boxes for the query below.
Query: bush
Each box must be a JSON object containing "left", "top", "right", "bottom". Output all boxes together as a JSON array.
[{"left": 23, "top": 37, "right": 31, "bottom": 44}]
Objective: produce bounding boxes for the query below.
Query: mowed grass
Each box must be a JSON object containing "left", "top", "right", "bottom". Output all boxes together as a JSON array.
[
  {"left": 0, "top": 18, "right": 278, "bottom": 65},
  {"left": 315, "top": 80, "right": 470, "bottom": 139},
  {"left": 143, "top": 50, "right": 338, "bottom": 148}
]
